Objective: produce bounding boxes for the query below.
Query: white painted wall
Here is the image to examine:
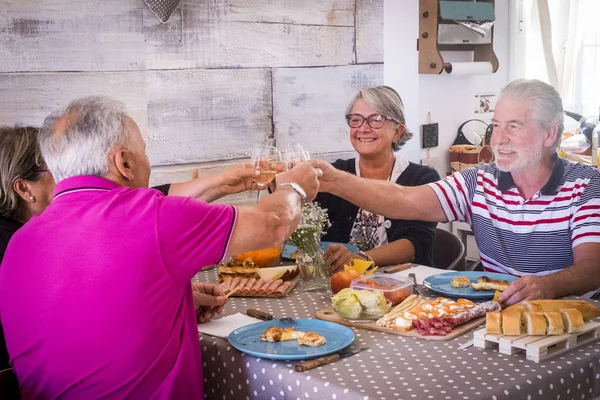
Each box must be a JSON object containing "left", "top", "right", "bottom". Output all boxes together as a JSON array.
[
  {"left": 384, "top": 0, "right": 510, "bottom": 171},
  {"left": 384, "top": 0, "right": 511, "bottom": 260}
]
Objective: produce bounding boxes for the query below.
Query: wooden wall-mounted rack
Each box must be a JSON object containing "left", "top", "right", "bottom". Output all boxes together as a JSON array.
[{"left": 418, "top": 0, "right": 499, "bottom": 74}]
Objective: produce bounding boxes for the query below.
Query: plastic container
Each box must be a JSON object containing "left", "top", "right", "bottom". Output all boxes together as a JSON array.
[{"left": 350, "top": 274, "right": 413, "bottom": 306}]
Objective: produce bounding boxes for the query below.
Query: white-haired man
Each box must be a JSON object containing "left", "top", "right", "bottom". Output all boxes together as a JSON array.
[
  {"left": 0, "top": 95, "right": 321, "bottom": 399},
  {"left": 312, "top": 78, "right": 600, "bottom": 305}
]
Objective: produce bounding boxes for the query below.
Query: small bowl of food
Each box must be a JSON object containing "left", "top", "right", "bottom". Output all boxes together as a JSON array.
[
  {"left": 350, "top": 274, "right": 413, "bottom": 306},
  {"left": 233, "top": 246, "right": 282, "bottom": 267},
  {"left": 331, "top": 288, "right": 392, "bottom": 321}
]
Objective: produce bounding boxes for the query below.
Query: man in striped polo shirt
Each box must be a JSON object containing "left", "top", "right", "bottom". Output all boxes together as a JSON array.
[{"left": 312, "top": 78, "right": 600, "bottom": 305}]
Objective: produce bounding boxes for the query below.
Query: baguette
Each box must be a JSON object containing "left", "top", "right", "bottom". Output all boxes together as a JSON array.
[
  {"left": 486, "top": 311, "right": 502, "bottom": 335},
  {"left": 543, "top": 311, "right": 564, "bottom": 335},
  {"left": 502, "top": 310, "right": 524, "bottom": 335},
  {"left": 524, "top": 311, "right": 547, "bottom": 335},
  {"left": 560, "top": 308, "right": 585, "bottom": 333},
  {"left": 506, "top": 300, "right": 600, "bottom": 321}
]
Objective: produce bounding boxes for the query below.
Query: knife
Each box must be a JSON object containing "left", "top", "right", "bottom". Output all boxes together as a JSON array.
[
  {"left": 294, "top": 346, "right": 368, "bottom": 372},
  {"left": 246, "top": 309, "right": 274, "bottom": 321}
]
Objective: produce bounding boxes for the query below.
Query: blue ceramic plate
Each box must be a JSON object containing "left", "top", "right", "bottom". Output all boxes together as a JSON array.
[
  {"left": 282, "top": 242, "right": 359, "bottom": 260},
  {"left": 423, "top": 271, "right": 517, "bottom": 300},
  {"left": 228, "top": 319, "right": 354, "bottom": 360}
]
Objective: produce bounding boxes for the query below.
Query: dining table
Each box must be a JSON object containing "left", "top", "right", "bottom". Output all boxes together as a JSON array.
[{"left": 193, "top": 267, "right": 600, "bottom": 400}]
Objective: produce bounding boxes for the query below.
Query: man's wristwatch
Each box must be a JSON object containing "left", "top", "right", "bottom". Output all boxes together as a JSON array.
[
  {"left": 277, "top": 182, "right": 307, "bottom": 203},
  {"left": 356, "top": 250, "right": 373, "bottom": 262}
]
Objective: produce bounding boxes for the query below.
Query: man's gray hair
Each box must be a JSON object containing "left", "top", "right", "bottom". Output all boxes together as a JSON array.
[
  {"left": 345, "top": 86, "right": 413, "bottom": 151},
  {"left": 498, "top": 79, "right": 564, "bottom": 151},
  {"left": 39, "top": 95, "right": 130, "bottom": 183}
]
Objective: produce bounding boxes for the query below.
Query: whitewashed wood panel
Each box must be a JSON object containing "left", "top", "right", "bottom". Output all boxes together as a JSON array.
[
  {"left": 0, "top": 72, "right": 148, "bottom": 133},
  {"left": 146, "top": 69, "right": 272, "bottom": 166},
  {"left": 0, "top": 0, "right": 144, "bottom": 72},
  {"left": 144, "top": 1, "right": 355, "bottom": 69},
  {"left": 273, "top": 64, "right": 383, "bottom": 156},
  {"left": 149, "top": 160, "right": 257, "bottom": 205},
  {"left": 153, "top": 0, "right": 355, "bottom": 26},
  {"left": 356, "top": 0, "right": 384, "bottom": 63}
]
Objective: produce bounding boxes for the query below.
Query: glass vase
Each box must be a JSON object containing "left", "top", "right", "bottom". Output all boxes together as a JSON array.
[{"left": 297, "top": 248, "right": 330, "bottom": 292}]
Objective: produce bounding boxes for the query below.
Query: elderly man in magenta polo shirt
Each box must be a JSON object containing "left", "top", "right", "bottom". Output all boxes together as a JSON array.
[
  {"left": 310, "top": 78, "right": 600, "bottom": 305},
  {"left": 0, "top": 95, "right": 321, "bottom": 399}
]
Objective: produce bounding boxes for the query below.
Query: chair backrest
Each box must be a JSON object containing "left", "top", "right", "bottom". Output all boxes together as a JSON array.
[
  {"left": 0, "top": 368, "right": 19, "bottom": 400},
  {"left": 432, "top": 228, "right": 466, "bottom": 271}
]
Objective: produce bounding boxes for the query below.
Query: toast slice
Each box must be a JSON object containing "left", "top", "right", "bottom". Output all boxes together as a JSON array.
[
  {"left": 471, "top": 276, "right": 510, "bottom": 292},
  {"left": 450, "top": 276, "right": 471, "bottom": 288}
]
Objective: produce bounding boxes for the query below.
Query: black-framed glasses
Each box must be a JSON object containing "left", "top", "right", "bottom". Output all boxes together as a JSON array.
[{"left": 345, "top": 113, "right": 397, "bottom": 129}]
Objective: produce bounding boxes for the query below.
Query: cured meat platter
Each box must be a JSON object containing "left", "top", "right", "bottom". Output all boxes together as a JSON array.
[
  {"left": 217, "top": 276, "right": 299, "bottom": 298},
  {"left": 316, "top": 306, "right": 485, "bottom": 341}
]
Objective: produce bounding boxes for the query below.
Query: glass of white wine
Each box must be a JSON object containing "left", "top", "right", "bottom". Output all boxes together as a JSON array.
[{"left": 250, "top": 144, "right": 283, "bottom": 201}]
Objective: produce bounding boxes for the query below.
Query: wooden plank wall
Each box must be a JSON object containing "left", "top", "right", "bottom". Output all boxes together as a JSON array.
[{"left": 0, "top": 0, "right": 383, "bottom": 198}]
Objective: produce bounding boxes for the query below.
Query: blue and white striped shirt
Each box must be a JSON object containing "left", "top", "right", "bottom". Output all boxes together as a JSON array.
[{"left": 429, "top": 157, "right": 600, "bottom": 298}]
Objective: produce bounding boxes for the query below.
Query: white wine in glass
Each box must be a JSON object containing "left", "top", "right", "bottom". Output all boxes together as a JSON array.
[{"left": 250, "top": 144, "right": 282, "bottom": 201}]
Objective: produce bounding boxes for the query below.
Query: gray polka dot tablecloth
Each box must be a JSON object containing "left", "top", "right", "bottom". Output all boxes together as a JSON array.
[{"left": 194, "top": 270, "right": 600, "bottom": 400}]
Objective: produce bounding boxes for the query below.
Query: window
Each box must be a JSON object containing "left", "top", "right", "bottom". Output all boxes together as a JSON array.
[{"left": 516, "top": 0, "right": 600, "bottom": 118}]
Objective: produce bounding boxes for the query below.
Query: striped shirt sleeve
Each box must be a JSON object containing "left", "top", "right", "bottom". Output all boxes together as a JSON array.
[
  {"left": 571, "top": 176, "right": 600, "bottom": 248},
  {"left": 427, "top": 168, "right": 478, "bottom": 224}
]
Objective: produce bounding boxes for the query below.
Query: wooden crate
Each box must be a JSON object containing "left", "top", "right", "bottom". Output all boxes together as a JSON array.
[{"left": 473, "top": 321, "right": 600, "bottom": 362}]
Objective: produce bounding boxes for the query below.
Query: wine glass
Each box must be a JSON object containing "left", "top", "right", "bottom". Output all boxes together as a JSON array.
[
  {"left": 282, "top": 143, "right": 310, "bottom": 172},
  {"left": 250, "top": 144, "right": 283, "bottom": 202}
]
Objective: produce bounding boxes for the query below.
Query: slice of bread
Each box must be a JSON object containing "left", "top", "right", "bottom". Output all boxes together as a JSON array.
[
  {"left": 524, "top": 311, "right": 547, "bottom": 335},
  {"left": 502, "top": 310, "right": 524, "bottom": 335},
  {"left": 471, "top": 276, "right": 510, "bottom": 292},
  {"left": 543, "top": 311, "right": 564, "bottom": 335},
  {"left": 560, "top": 308, "right": 585, "bottom": 333},
  {"left": 486, "top": 311, "right": 502, "bottom": 335},
  {"left": 450, "top": 276, "right": 470, "bottom": 288}
]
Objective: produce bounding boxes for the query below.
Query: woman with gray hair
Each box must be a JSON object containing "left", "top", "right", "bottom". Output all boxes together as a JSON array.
[
  {"left": 0, "top": 126, "right": 55, "bottom": 372},
  {"left": 319, "top": 86, "right": 440, "bottom": 272}
]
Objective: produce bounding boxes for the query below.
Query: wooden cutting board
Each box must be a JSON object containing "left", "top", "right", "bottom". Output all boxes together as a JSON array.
[
  {"left": 229, "top": 277, "right": 300, "bottom": 298},
  {"left": 316, "top": 306, "right": 484, "bottom": 341}
]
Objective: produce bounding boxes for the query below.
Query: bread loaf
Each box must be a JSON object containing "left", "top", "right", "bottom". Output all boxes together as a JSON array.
[
  {"left": 560, "top": 308, "right": 585, "bottom": 333},
  {"left": 485, "top": 311, "right": 502, "bottom": 335},
  {"left": 506, "top": 300, "right": 600, "bottom": 320},
  {"left": 524, "top": 312, "right": 547, "bottom": 335}
]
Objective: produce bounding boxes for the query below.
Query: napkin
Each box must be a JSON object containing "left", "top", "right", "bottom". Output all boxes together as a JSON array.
[
  {"left": 389, "top": 265, "right": 445, "bottom": 284},
  {"left": 197, "top": 313, "right": 262, "bottom": 339}
]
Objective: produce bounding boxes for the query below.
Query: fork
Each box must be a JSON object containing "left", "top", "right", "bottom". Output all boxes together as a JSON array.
[
  {"left": 408, "top": 273, "right": 420, "bottom": 295},
  {"left": 280, "top": 317, "right": 296, "bottom": 324}
]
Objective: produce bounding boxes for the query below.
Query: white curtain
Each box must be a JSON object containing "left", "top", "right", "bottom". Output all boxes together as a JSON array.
[{"left": 534, "top": 0, "right": 584, "bottom": 98}]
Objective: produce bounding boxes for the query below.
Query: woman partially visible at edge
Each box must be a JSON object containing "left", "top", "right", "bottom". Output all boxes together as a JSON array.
[{"left": 318, "top": 86, "right": 440, "bottom": 273}]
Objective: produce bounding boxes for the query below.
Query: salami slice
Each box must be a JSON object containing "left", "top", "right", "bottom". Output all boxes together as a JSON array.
[
  {"left": 240, "top": 278, "right": 256, "bottom": 294},
  {"left": 250, "top": 279, "right": 265, "bottom": 294},
  {"left": 257, "top": 280, "right": 273, "bottom": 294},
  {"left": 264, "top": 279, "right": 284, "bottom": 294},
  {"left": 273, "top": 281, "right": 291, "bottom": 296}
]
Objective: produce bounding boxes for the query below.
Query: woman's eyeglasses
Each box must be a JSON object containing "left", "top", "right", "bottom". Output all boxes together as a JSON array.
[{"left": 345, "top": 114, "right": 397, "bottom": 129}]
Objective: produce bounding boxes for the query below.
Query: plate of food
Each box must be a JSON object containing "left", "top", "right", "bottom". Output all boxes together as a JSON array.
[
  {"left": 282, "top": 242, "right": 359, "bottom": 261},
  {"left": 422, "top": 271, "right": 517, "bottom": 300},
  {"left": 228, "top": 319, "right": 355, "bottom": 360}
]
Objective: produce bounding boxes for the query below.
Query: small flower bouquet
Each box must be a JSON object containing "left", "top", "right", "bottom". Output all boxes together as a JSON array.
[{"left": 287, "top": 202, "right": 331, "bottom": 285}]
